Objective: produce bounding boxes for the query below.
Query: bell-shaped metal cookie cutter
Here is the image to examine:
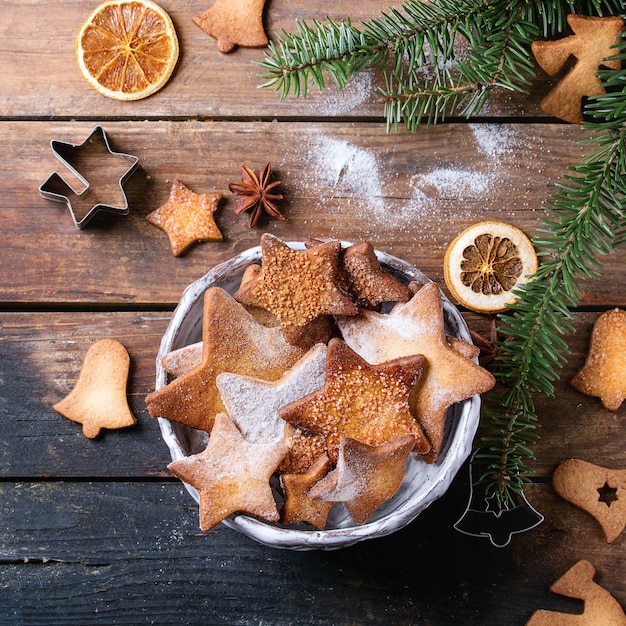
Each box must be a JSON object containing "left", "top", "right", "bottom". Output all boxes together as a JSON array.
[{"left": 39, "top": 126, "right": 139, "bottom": 229}]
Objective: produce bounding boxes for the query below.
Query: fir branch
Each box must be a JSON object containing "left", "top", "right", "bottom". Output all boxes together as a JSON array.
[{"left": 475, "top": 36, "right": 626, "bottom": 505}]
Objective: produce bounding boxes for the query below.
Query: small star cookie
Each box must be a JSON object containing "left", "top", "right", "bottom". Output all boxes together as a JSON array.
[
  {"left": 281, "top": 454, "right": 334, "bottom": 529},
  {"left": 146, "top": 287, "right": 306, "bottom": 432},
  {"left": 168, "top": 413, "right": 287, "bottom": 531},
  {"left": 337, "top": 282, "right": 495, "bottom": 463},
  {"left": 146, "top": 179, "right": 223, "bottom": 257},
  {"left": 278, "top": 338, "right": 431, "bottom": 462},
  {"left": 193, "top": 0, "right": 269, "bottom": 54},
  {"left": 234, "top": 234, "right": 359, "bottom": 345},
  {"left": 570, "top": 308, "right": 626, "bottom": 411},
  {"left": 53, "top": 339, "right": 136, "bottom": 438},
  {"left": 309, "top": 436, "right": 416, "bottom": 525}
]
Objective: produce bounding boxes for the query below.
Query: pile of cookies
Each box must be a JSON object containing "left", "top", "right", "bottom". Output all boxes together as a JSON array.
[{"left": 146, "top": 234, "right": 495, "bottom": 532}]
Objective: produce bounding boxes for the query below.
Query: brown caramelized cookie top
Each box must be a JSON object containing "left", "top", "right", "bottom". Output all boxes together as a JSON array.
[
  {"left": 234, "top": 234, "right": 359, "bottom": 344},
  {"left": 278, "top": 338, "right": 431, "bottom": 462}
]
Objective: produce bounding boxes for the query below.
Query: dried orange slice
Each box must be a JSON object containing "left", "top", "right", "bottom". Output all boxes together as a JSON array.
[
  {"left": 76, "top": 0, "right": 179, "bottom": 101},
  {"left": 443, "top": 221, "right": 538, "bottom": 313}
]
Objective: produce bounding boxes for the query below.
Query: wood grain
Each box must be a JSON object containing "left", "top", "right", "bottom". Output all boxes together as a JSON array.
[
  {"left": 2, "top": 121, "right": 624, "bottom": 306},
  {"left": 0, "top": 0, "right": 553, "bottom": 120},
  {"left": 0, "top": 482, "right": 622, "bottom": 625},
  {"left": 1, "top": 311, "right": 623, "bottom": 479}
]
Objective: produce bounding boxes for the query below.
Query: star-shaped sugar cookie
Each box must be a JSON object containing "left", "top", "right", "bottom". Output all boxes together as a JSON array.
[
  {"left": 216, "top": 343, "right": 328, "bottom": 444},
  {"left": 53, "top": 339, "right": 136, "bottom": 438},
  {"left": 570, "top": 308, "right": 626, "bottom": 411},
  {"left": 146, "top": 287, "right": 307, "bottom": 432},
  {"left": 278, "top": 338, "right": 431, "bottom": 462},
  {"left": 234, "top": 234, "right": 359, "bottom": 345},
  {"left": 168, "top": 413, "right": 287, "bottom": 531},
  {"left": 146, "top": 179, "right": 223, "bottom": 257},
  {"left": 309, "top": 436, "right": 416, "bottom": 525},
  {"left": 193, "top": 0, "right": 269, "bottom": 54},
  {"left": 337, "top": 282, "right": 495, "bottom": 463},
  {"left": 281, "top": 454, "right": 334, "bottom": 529}
]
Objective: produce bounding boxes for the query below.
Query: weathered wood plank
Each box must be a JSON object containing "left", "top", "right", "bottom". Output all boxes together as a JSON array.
[
  {"left": 2, "top": 120, "right": 624, "bottom": 307},
  {"left": 0, "top": 312, "right": 173, "bottom": 478},
  {"left": 0, "top": 482, "right": 623, "bottom": 625},
  {"left": 0, "top": 0, "right": 552, "bottom": 120},
  {"left": 1, "top": 311, "right": 624, "bottom": 478}
]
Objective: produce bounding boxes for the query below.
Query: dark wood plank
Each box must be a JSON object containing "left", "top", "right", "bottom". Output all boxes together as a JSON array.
[
  {"left": 1, "top": 310, "right": 624, "bottom": 478},
  {"left": 0, "top": 311, "right": 173, "bottom": 478},
  {"left": 0, "top": 481, "right": 623, "bottom": 625},
  {"left": 3, "top": 120, "right": 624, "bottom": 307},
  {"left": 0, "top": 0, "right": 553, "bottom": 120}
]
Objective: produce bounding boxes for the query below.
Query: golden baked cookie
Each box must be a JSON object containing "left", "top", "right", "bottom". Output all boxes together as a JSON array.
[
  {"left": 168, "top": 413, "right": 287, "bottom": 531},
  {"left": 234, "top": 234, "right": 358, "bottom": 345},
  {"left": 309, "top": 435, "right": 416, "bottom": 525},
  {"left": 146, "top": 287, "right": 306, "bottom": 432},
  {"left": 338, "top": 281, "right": 495, "bottom": 463},
  {"left": 53, "top": 338, "right": 136, "bottom": 438},
  {"left": 570, "top": 308, "right": 626, "bottom": 411}
]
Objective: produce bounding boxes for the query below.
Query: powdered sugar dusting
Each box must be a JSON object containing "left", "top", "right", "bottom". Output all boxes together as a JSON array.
[
  {"left": 287, "top": 121, "right": 543, "bottom": 242},
  {"left": 310, "top": 72, "right": 374, "bottom": 115},
  {"left": 470, "top": 123, "right": 515, "bottom": 159}
]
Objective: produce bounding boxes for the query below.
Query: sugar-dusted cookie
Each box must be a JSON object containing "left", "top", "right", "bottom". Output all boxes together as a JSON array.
[
  {"left": 53, "top": 339, "right": 136, "bottom": 438},
  {"left": 146, "top": 179, "right": 223, "bottom": 257},
  {"left": 338, "top": 282, "right": 495, "bottom": 463},
  {"left": 570, "top": 308, "right": 626, "bottom": 411},
  {"left": 553, "top": 458, "right": 626, "bottom": 544},
  {"left": 279, "top": 338, "right": 430, "bottom": 462},
  {"left": 532, "top": 14, "right": 624, "bottom": 123},
  {"left": 216, "top": 343, "right": 327, "bottom": 444},
  {"left": 281, "top": 454, "right": 334, "bottom": 529},
  {"left": 146, "top": 287, "right": 306, "bottom": 432},
  {"left": 234, "top": 234, "right": 359, "bottom": 345},
  {"left": 168, "top": 413, "right": 287, "bottom": 531},
  {"left": 309, "top": 435, "right": 416, "bottom": 525},
  {"left": 527, "top": 560, "right": 626, "bottom": 625},
  {"left": 340, "top": 241, "right": 413, "bottom": 309},
  {"left": 193, "top": 0, "right": 269, "bottom": 54}
]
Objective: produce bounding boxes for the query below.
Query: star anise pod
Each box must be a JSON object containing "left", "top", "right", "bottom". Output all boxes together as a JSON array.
[{"left": 228, "top": 162, "right": 284, "bottom": 228}]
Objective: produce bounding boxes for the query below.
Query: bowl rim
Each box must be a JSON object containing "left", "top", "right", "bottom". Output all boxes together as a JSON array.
[{"left": 155, "top": 241, "right": 481, "bottom": 550}]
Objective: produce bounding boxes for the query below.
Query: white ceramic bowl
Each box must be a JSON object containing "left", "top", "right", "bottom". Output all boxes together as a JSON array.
[{"left": 156, "top": 242, "right": 480, "bottom": 550}]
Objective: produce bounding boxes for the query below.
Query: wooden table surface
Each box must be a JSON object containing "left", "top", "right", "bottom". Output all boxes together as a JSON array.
[{"left": 1, "top": 1, "right": 624, "bottom": 623}]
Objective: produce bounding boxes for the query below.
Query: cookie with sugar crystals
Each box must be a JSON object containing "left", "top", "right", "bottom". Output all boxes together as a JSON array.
[
  {"left": 53, "top": 338, "right": 136, "bottom": 438},
  {"left": 280, "top": 424, "right": 328, "bottom": 475},
  {"left": 309, "top": 435, "right": 416, "bottom": 525},
  {"left": 278, "top": 338, "right": 431, "bottom": 463},
  {"left": 146, "top": 179, "right": 223, "bottom": 257},
  {"left": 338, "top": 281, "right": 495, "bottom": 463},
  {"left": 146, "top": 287, "right": 307, "bottom": 432},
  {"left": 234, "top": 234, "right": 358, "bottom": 345},
  {"left": 570, "top": 308, "right": 626, "bottom": 411},
  {"left": 168, "top": 413, "right": 287, "bottom": 531}
]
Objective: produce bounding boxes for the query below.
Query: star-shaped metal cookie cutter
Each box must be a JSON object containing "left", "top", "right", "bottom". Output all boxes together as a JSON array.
[{"left": 39, "top": 126, "right": 139, "bottom": 229}]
